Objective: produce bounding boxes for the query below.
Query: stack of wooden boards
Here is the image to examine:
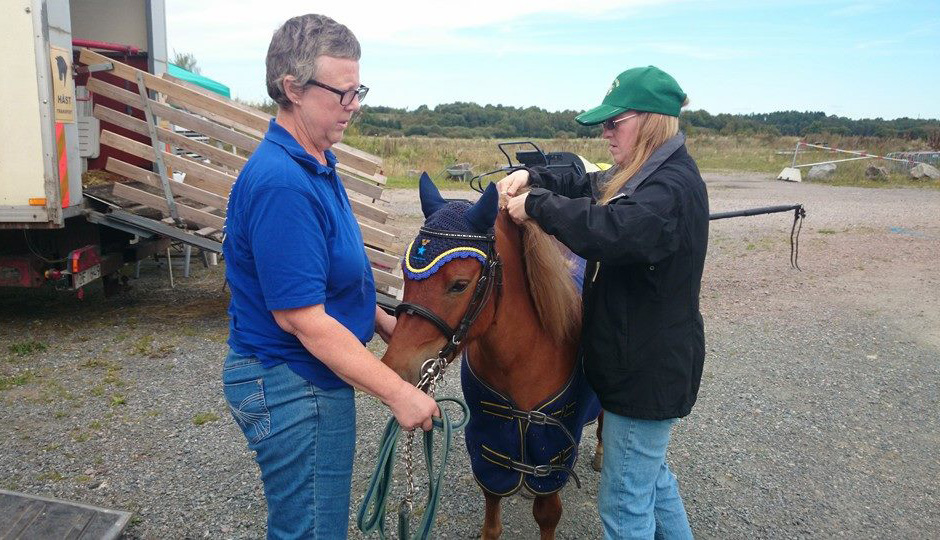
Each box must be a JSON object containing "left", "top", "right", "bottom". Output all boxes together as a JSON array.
[{"left": 79, "top": 49, "right": 402, "bottom": 295}]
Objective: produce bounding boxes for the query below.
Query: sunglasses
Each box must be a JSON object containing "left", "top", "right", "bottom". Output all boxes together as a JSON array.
[
  {"left": 305, "top": 79, "right": 369, "bottom": 106},
  {"left": 602, "top": 113, "right": 639, "bottom": 131}
]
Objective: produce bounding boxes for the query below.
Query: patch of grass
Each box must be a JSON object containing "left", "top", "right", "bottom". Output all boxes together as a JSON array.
[
  {"left": 54, "top": 411, "right": 68, "bottom": 419},
  {"left": 0, "top": 371, "right": 36, "bottom": 391},
  {"left": 110, "top": 394, "right": 126, "bottom": 407},
  {"left": 89, "top": 420, "right": 102, "bottom": 429},
  {"left": 72, "top": 431, "right": 91, "bottom": 443},
  {"left": 193, "top": 411, "right": 220, "bottom": 425},
  {"left": 818, "top": 229, "right": 838, "bottom": 235},
  {"left": 131, "top": 335, "right": 154, "bottom": 356},
  {"left": 8, "top": 340, "right": 46, "bottom": 356},
  {"left": 37, "top": 470, "right": 64, "bottom": 483},
  {"left": 89, "top": 385, "right": 105, "bottom": 397},
  {"left": 103, "top": 367, "right": 125, "bottom": 387}
]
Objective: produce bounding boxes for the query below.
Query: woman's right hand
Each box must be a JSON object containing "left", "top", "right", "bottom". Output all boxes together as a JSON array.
[
  {"left": 387, "top": 380, "right": 440, "bottom": 432},
  {"left": 497, "top": 169, "right": 530, "bottom": 198}
]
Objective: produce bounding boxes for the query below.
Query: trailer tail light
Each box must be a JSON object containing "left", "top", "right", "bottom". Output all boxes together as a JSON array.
[{"left": 28, "top": 198, "right": 47, "bottom": 206}]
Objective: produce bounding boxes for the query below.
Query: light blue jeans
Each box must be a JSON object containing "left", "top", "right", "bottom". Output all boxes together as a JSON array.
[
  {"left": 223, "top": 349, "right": 356, "bottom": 539},
  {"left": 598, "top": 410, "right": 693, "bottom": 540}
]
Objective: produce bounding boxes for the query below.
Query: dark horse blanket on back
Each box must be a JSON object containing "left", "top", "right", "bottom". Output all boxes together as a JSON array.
[{"left": 460, "top": 350, "right": 601, "bottom": 496}]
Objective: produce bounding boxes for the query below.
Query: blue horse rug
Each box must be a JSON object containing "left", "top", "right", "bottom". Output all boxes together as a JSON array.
[{"left": 460, "top": 349, "right": 601, "bottom": 496}]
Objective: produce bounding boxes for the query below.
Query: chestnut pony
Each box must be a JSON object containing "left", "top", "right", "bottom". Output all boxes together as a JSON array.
[{"left": 382, "top": 176, "right": 600, "bottom": 539}]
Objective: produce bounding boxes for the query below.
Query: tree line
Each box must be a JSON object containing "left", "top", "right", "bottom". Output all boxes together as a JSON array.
[{"left": 349, "top": 102, "right": 938, "bottom": 141}]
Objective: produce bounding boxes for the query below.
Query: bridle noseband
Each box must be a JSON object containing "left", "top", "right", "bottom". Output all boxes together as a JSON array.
[{"left": 395, "top": 227, "right": 502, "bottom": 392}]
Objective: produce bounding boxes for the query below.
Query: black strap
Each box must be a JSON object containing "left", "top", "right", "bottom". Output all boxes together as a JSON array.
[
  {"left": 395, "top": 302, "right": 455, "bottom": 340},
  {"left": 480, "top": 446, "right": 582, "bottom": 489}
]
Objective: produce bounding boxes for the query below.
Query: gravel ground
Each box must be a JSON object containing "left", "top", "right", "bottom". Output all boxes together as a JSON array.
[{"left": 1, "top": 172, "right": 938, "bottom": 539}]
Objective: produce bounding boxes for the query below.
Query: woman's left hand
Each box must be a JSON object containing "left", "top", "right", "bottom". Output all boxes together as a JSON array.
[
  {"left": 506, "top": 192, "right": 530, "bottom": 224},
  {"left": 375, "top": 306, "right": 397, "bottom": 344}
]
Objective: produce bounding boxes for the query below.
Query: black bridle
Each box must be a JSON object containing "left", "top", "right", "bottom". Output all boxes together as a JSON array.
[{"left": 394, "top": 227, "right": 502, "bottom": 391}]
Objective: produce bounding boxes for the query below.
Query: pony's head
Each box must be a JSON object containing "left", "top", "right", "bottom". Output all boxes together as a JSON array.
[{"left": 382, "top": 173, "right": 499, "bottom": 384}]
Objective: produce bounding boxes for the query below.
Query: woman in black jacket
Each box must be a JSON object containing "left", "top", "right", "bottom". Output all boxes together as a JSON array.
[{"left": 500, "top": 66, "right": 707, "bottom": 539}]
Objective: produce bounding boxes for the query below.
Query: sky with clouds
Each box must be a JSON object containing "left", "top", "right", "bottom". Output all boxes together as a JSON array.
[{"left": 165, "top": 0, "right": 939, "bottom": 120}]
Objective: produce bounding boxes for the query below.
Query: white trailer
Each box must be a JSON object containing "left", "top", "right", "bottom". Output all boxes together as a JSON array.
[{"left": 0, "top": 0, "right": 182, "bottom": 294}]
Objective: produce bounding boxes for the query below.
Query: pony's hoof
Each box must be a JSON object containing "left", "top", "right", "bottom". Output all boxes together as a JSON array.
[{"left": 591, "top": 449, "right": 603, "bottom": 472}]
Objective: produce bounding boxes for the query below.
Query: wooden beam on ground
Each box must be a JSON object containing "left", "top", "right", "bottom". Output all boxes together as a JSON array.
[
  {"left": 106, "top": 158, "right": 228, "bottom": 210},
  {"left": 93, "top": 104, "right": 248, "bottom": 171},
  {"left": 86, "top": 77, "right": 261, "bottom": 154},
  {"left": 100, "top": 130, "right": 235, "bottom": 196},
  {"left": 80, "top": 48, "right": 271, "bottom": 134},
  {"left": 112, "top": 183, "right": 225, "bottom": 230}
]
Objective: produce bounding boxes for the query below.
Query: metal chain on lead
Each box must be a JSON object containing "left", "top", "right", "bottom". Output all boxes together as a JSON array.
[
  {"left": 404, "top": 430, "right": 416, "bottom": 513},
  {"left": 404, "top": 356, "right": 450, "bottom": 514}
]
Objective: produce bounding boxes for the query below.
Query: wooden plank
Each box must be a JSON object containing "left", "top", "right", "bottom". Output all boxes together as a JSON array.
[
  {"left": 86, "top": 77, "right": 261, "bottom": 153},
  {"left": 100, "top": 130, "right": 235, "bottom": 196},
  {"left": 359, "top": 221, "right": 395, "bottom": 251},
  {"left": 106, "top": 158, "right": 228, "bottom": 210},
  {"left": 337, "top": 162, "right": 386, "bottom": 186},
  {"left": 93, "top": 104, "right": 248, "bottom": 171},
  {"left": 166, "top": 95, "right": 265, "bottom": 139},
  {"left": 371, "top": 267, "right": 402, "bottom": 290},
  {"left": 334, "top": 142, "right": 382, "bottom": 175},
  {"left": 348, "top": 197, "right": 388, "bottom": 224},
  {"left": 82, "top": 49, "right": 382, "bottom": 176},
  {"left": 80, "top": 48, "right": 271, "bottom": 134},
  {"left": 338, "top": 170, "right": 384, "bottom": 200},
  {"left": 365, "top": 246, "right": 400, "bottom": 270},
  {"left": 161, "top": 73, "right": 384, "bottom": 178},
  {"left": 112, "top": 183, "right": 225, "bottom": 230},
  {"left": 162, "top": 72, "right": 271, "bottom": 128}
]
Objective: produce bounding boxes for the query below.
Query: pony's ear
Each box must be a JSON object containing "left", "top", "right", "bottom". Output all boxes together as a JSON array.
[
  {"left": 419, "top": 172, "right": 448, "bottom": 219},
  {"left": 465, "top": 182, "right": 499, "bottom": 233}
]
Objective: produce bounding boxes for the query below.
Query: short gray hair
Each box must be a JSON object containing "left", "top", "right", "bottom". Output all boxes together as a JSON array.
[{"left": 265, "top": 14, "right": 361, "bottom": 108}]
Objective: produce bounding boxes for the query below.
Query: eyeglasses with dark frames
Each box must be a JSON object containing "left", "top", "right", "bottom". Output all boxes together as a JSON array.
[
  {"left": 305, "top": 79, "right": 369, "bottom": 106},
  {"left": 602, "top": 113, "right": 639, "bottom": 131}
]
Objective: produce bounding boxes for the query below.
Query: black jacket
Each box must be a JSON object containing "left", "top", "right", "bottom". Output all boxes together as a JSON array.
[{"left": 524, "top": 135, "right": 708, "bottom": 419}]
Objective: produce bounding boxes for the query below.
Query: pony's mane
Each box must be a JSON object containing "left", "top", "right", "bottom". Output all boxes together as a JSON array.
[{"left": 516, "top": 220, "right": 582, "bottom": 345}]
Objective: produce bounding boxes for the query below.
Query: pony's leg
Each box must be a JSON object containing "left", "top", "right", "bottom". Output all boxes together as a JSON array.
[
  {"left": 482, "top": 491, "right": 503, "bottom": 539},
  {"left": 532, "top": 492, "right": 562, "bottom": 540},
  {"left": 592, "top": 410, "right": 604, "bottom": 472}
]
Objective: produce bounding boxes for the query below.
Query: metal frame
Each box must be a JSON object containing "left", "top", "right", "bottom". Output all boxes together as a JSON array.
[{"left": 134, "top": 71, "right": 181, "bottom": 224}]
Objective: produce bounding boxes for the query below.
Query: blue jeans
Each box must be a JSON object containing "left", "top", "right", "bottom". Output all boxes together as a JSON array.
[
  {"left": 223, "top": 349, "right": 356, "bottom": 539},
  {"left": 598, "top": 410, "right": 693, "bottom": 540}
]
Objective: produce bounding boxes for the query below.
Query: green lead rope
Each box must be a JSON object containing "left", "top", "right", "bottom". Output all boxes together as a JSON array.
[{"left": 357, "top": 397, "right": 469, "bottom": 540}]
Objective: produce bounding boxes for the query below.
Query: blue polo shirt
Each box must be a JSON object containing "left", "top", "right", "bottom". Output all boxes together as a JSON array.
[{"left": 223, "top": 119, "right": 376, "bottom": 389}]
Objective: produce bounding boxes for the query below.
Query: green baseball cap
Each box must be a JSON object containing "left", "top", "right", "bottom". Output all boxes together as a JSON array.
[{"left": 576, "top": 66, "right": 686, "bottom": 125}]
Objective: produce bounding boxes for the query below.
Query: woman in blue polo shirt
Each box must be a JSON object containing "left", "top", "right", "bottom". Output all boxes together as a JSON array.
[{"left": 221, "top": 14, "right": 438, "bottom": 539}]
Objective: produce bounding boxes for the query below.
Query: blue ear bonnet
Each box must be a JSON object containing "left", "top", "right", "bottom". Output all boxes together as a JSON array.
[{"left": 404, "top": 202, "right": 491, "bottom": 280}]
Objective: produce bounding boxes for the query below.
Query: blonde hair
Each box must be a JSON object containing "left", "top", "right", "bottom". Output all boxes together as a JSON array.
[{"left": 600, "top": 112, "right": 680, "bottom": 203}]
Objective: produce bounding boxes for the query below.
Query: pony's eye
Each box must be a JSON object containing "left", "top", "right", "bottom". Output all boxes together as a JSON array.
[{"left": 448, "top": 280, "right": 470, "bottom": 294}]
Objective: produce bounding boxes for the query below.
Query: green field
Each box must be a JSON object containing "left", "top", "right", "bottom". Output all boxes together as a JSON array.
[{"left": 343, "top": 133, "right": 938, "bottom": 189}]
